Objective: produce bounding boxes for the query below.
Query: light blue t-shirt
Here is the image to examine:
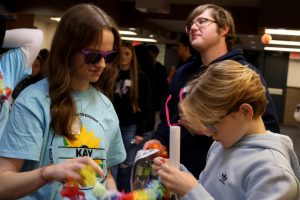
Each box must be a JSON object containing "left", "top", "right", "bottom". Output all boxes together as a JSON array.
[
  {"left": 0, "top": 79, "right": 126, "bottom": 200},
  {"left": 0, "top": 48, "right": 29, "bottom": 138}
]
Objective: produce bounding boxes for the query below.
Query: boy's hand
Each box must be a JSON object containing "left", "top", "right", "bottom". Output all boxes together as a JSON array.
[{"left": 153, "top": 157, "right": 198, "bottom": 196}]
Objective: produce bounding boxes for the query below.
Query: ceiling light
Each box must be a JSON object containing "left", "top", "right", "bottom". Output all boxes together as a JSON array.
[
  {"left": 269, "top": 40, "right": 300, "bottom": 46},
  {"left": 264, "top": 46, "right": 300, "bottom": 52},
  {"left": 265, "top": 28, "right": 300, "bottom": 36},
  {"left": 119, "top": 30, "right": 137, "bottom": 35},
  {"left": 121, "top": 36, "right": 157, "bottom": 43},
  {"left": 50, "top": 17, "right": 60, "bottom": 22}
]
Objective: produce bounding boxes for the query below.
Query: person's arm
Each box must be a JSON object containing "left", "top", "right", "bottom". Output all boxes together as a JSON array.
[
  {"left": 3, "top": 28, "right": 43, "bottom": 67},
  {"left": 167, "top": 66, "right": 176, "bottom": 84},
  {"left": 0, "top": 157, "right": 46, "bottom": 199},
  {"left": 0, "top": 156, "right": 103, "bottom": 199},
  {"left": 181, "top": 184, "right": 214, "bottom": 200},
  {"left": 245, "top": 165, "right": 299, "bottom": 199},
  {"left": 105, "top": 169, "right": 117, "bottom": 190}
]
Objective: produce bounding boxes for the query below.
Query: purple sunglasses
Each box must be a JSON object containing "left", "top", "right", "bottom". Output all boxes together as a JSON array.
[{"left": 81, "top": 49, "right": 118, "bottom": 64}]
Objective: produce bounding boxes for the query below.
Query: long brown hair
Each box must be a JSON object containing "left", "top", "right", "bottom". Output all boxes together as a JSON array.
[
  {"left": 121, "top": 42, "right": 140, "bottom": 113},
  {"left": 46, "top": 4, "right": 121, "bottom": 138}
]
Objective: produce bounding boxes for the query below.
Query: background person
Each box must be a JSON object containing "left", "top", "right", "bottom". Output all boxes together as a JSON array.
[
  {"left": 167, "top": 35, "right": 196, "bottom": 83},
  {"left": 146, "top": 44, "right": 168, "bottom": 130}
]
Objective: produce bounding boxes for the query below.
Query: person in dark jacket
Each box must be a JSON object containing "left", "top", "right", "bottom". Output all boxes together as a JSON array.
[
  {"left": 134, "top": 44, "right": 156, "bottom": 134},
  {"left": 176, "top": 35, "right": 196, "bottom": 69},
  {"left": 168, "top": 35, "right": 196, "bottom": 83},
  {"left": 144, "top": 4, "right": 280, "bottom": 178},
  {"left": 146, "top": 44, "right": 168, "bottom": 130}
]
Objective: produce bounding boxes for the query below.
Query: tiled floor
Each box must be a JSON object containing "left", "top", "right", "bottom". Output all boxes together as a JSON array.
[{"left": 281, "top": 124, "right": 300, "bottom": 161}]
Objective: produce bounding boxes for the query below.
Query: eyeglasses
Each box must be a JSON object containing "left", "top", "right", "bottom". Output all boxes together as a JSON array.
[
  {"left": 80, "top": 49, "right": 118, "bottom": 64},
  {"left": 203, "top": 107, "right": 237, "bottom": 134},
  {"left": 185, "top": 17, "right": 217, "bottom": 33}
]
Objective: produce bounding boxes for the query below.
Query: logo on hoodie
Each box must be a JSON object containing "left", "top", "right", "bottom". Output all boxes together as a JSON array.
[{"left": 219, "top": 173, "right": 228, "bottom": 185}]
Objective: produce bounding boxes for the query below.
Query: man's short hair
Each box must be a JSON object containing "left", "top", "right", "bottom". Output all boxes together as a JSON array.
[
  {"left": 147, "top": 44, "right": 160, "bottom": 56},
  {"left": 179, "top": 35, "right": 195, "bottom": 55}
]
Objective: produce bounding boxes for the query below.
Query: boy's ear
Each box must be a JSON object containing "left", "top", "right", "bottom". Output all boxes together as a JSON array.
[
  {"left": 239, "top": 103, "right": 253, "bottom": 119},
  {"left": 220, "top": 25, "right": 229, "bottom": 37}
]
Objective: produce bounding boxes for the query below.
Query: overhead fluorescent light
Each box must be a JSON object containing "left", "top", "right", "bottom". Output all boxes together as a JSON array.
[
  {"left": 121, "top": 36, "right": 157, "bottom": 43},
  {"left": 269, "top": 40, "right": 300, "bottom": 46},
  {"left": 264, "top": 46, "right": 300, "bottom": 52},
  {"left": 265, "top": 28, "right": 300, "bottom": 36},
  {"left": 119, "top": 30, "right": 137, "bottom": 35},
  {"left": 50, "top": 17, "right": 61, "bottom": 22}
]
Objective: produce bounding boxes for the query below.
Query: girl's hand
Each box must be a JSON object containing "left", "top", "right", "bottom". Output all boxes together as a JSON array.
[
  {"left": 154, "top": 159, "right": 198, "bottom": 196},
  {"left": 152, "top": 157, "right": 168, "bottom": 175},
  {"left": 134, "top": 135, "right": 144, "bottom": 145},
  {"left": 42, "top": 156, "right": 104, "bottom": 184}
]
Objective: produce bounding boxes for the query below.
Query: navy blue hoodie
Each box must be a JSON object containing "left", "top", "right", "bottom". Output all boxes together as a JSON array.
[{"left": 154, "top": 49, "right": 280, "bottom": 177}]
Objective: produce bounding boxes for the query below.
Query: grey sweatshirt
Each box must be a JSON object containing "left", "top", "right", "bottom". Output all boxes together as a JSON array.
[{"left": 182, "top": 131, "right": 300, "bottom": 200}]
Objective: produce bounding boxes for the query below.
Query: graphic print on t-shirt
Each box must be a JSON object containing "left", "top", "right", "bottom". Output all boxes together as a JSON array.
[
  {"left": 0, "top": 71, "right": 12, "bottom": 103},
  {"left": 115, "top": 79, "right": 131, "bottom": 96},
  {"left": 48, "top": 112, "right": 108, "bottom": 186},
  {"left": 64, "top": 125, "right": 104, "bottom": 169}
]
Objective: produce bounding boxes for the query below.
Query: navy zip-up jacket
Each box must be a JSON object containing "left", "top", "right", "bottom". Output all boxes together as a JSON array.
[{"left": 154, "top": 49, "right": 280, "bottom": 177}]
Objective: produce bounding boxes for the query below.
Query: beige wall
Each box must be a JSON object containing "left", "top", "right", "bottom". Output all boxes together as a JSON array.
[
  {"left": 287, "top": 60, "right": 300, "bottom": 88},
  {"left": 284, "top": 59, "right": 300, "bottom": 125},
  {"left": 284, "top": 87, "right": 300, "bottom": 125},
  {"left": 34, "top": 17, "right": 57, "bottom": 50},
  {"left": 156, "top": 44, "right": 166, "bottom": 65}
]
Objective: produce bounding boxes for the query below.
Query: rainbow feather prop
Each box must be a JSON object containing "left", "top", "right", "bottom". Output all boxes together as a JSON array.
[
  {"left": 93, "top": 179, "right": 166, "bottom": 200},
  {"left": 0, "top": 73, "right": 12, "bottom": 102},
  {"left": 60, "top": 165, "right": 97, "bottom": 200},
  {"left": 60, "top": 178, "right": 86, "bottom": 200}
]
